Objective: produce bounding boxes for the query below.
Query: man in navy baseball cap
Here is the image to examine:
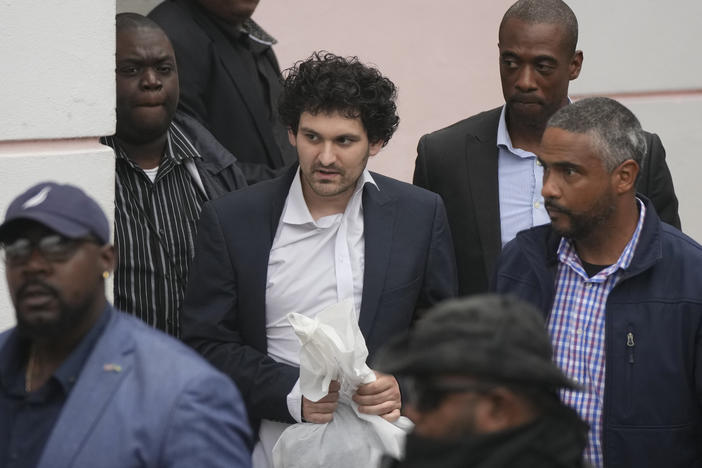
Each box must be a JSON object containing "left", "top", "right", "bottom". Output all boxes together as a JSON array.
[
  {"left": 0, "top": 181, "right": 110, "bottom": 246},
  {"left": 0, "top": 181, "right": 253, "bottom": 467}
]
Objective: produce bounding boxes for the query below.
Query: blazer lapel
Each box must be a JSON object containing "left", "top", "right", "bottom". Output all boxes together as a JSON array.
[
  {"left": 359, "top": 180, "right": 396, "bottom": 337},
  {"left": 464, "top": 109, "right": 502, "bottom": 277},
  {"left": 243, "top": 167, "right": 296, "bottom": 352},
  {"left": 37, "top": 310, "right": 135, "bottom": 468}
]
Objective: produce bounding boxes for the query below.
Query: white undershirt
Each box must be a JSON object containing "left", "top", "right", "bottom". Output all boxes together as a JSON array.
[
  {"left": 138, "top": 160, "right": 206, "bottom": 196},
  {"left": 252, "top": 169, "right": 376, "bottom": 468},
  {"left": 142, "top": 166, "right": 159, "bottom": 183}
]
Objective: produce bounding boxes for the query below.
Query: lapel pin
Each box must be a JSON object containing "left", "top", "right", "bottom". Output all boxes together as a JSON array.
[{"left": 103, "top": 363, "right": 122, "bottom": 373}]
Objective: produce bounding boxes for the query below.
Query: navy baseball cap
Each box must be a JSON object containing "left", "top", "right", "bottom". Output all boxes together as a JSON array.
[{"left": 0, "top": 182, "right": 110, "bottom": 244}]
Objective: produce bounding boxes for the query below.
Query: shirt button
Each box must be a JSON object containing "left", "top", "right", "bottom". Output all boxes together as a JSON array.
[
  {"left": 534, "top": 201, "right": 541, "bottom": 208},
  {"left": 159, "top": 229, "right": 165, "bottom": 235},
  {"left": 536, "top": 160, "right": 542, "bottom": 166}
]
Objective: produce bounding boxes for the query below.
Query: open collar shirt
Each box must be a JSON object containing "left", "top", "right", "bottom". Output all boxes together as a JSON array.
[
  {"left": 548, "top": 199, "right": 646, "bottom": 468},
  {"left": 253, "top": 169, "right": 376, "bottom": 468}
]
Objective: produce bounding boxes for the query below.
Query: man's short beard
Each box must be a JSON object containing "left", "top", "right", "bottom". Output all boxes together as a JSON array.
[
  {"left": 16, "top": 296, "right": 92, "bottom": 341},
  {"left": 547, "top": 193, "right": 617, "bottom": 241}
]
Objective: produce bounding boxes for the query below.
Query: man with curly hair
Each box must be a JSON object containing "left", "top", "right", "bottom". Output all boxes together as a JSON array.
[{"left": 182, "top": 52, "right": 458, "bottom": 467}]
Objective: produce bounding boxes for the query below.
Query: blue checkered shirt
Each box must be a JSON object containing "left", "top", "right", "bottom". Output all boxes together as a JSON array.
[{"left": 548, "top": 199, "right": 645, "bottom": 467}]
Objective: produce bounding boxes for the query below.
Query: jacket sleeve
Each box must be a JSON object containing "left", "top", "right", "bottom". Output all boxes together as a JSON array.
[
  {"left": 182, "top": 202, "right": 299, "bottom": 424},
  {"left": 161, "top": 371, "right": 253, "bottom": 468},
  {"left": 638, "top": 133, "right": 681, "bottom": 229}
]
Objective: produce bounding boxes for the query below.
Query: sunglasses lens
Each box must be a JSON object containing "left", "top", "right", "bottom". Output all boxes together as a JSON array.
[
  {"left": 2, "top": 238, "right": 32, "bottom": 264},
  {"left": 1, "top": 235, "right": 81, "bottom": 264}
]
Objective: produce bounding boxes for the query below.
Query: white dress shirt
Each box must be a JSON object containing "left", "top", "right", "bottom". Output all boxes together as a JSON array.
[{"left": 252, "top": 169, "right": 377, "bottom": 468}]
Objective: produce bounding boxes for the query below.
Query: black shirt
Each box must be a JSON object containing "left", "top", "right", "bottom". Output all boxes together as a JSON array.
[{"left": 0, "top": 307, "right": 110, "bottom": 468}]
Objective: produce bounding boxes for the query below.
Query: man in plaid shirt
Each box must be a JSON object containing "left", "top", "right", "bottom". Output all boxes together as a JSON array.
[{"left": 494, "top": 97, "right": 702, "bottom": 467}]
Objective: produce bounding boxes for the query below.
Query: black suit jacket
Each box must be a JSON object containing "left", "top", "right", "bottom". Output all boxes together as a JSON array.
[
  {"left": 183, "top": 167, "right": 457, "bottom": 430},
  {"left": 414, "top": 106, "right": 681, "bottom": 296},
  {"left": 149, "top": 0, "right": 296, "bottom": 183}
]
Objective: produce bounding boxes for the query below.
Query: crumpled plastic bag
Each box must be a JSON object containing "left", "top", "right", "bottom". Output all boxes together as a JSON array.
[{"left": 272, "top": 299, "right": 413, "bottom": 468}]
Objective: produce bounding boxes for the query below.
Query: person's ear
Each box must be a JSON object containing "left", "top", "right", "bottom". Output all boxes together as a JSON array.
[
  {"left": 569, "top": 50, "right": 583, "bottom": 80},
  {"left": 368, "top": 140, "right": 383, "bottom": 157},
  {"left": 612, "top": 159, "right": 639, "bottom": 194},
  {"left": 99, "top": 244, "right": 116, "bottom": 277},
  {"left": 288, "top": 128, "right": 297, "bottom": 147}
]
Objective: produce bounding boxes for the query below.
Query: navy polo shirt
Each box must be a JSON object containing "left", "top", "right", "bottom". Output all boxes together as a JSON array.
[{"left": 0, "top": 306, "right": 110, "bottom": 468}]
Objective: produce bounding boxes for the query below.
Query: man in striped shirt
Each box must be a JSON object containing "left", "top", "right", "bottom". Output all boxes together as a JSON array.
[
  {"left": 494, "top": 97, "right": 702, "bottom": 467},
  {"left": 101, "top": 13, "right": 246, "bottom": 336}
]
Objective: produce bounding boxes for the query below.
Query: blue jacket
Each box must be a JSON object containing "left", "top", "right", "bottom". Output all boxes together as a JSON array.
[
  {"left": 493, "top": 198, "right": 702, "bottom": 467},
  {"left": 0, "top": 306, "right": 252, "bottom": 468}
]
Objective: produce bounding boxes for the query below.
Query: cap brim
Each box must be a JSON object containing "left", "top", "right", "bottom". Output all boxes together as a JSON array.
[
  {"left": 0, "top": 212, "right": 92, "bottom": 242},
  {"left": 376, "top": 335, "right": 582, "bottom": 392}
]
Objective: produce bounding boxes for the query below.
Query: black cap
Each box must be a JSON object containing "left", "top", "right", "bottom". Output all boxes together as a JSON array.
[
  {"left": 0, "top": 181, "right": 110, "bottom": 244},
  {"left": 376, "top": 294, "right": 578, "bottom": 391}
]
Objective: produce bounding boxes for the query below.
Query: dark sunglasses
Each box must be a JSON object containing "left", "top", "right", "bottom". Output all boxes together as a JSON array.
[{"left": 1, "top": 234, "right": 99, "bottom": 265}]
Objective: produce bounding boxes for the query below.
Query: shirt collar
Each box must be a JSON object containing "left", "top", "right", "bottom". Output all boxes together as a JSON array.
[
  {"left": 557, "top": 197, "right": 647, "bottom": 278},
  {"left": 0, "top": 305, "right": 111, "bottom": 396},
  {"left": 496, "top": 105, "right": 534, "bottom": 159},
  {"left": 102, "top": 123, "right": 201, "bottom": 168},
  {"left": 497, "top": 98, "right": 573, "bottom": 157},
  {"left": 282, "top": 169, "right": 378, "bottom": 226},
  {"left": 496, "top": 104, "right": 514, "bottom": 150},
  {"left": 210, "top": 15, "right": 277, "bottom": 47}
]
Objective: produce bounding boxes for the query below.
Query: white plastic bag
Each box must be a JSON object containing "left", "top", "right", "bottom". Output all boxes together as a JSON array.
[{"left": 272, "top": 299, "right": 413, "bottom": 468}]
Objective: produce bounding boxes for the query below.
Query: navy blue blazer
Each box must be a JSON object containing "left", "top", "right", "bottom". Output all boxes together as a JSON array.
[
  {"left": 0, "top": 307, "right": 252, "bottom": 468},
  {"left": 183, "top": 167, "right": 458, "bottom": 429}
]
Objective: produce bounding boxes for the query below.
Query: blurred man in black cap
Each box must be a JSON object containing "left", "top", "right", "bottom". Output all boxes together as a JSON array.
[{"left": 376, "top": 294, "right": 588, "bottom": 468}]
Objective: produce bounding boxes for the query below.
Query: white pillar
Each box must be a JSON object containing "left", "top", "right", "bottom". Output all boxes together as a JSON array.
[{"left": 0, "top": 0, "right": 116, "bottom": 331}]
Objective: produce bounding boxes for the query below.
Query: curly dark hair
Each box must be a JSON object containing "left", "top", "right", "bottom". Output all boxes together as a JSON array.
[{"left": 278, "top": 52, "right": 399, "bottom": 147}]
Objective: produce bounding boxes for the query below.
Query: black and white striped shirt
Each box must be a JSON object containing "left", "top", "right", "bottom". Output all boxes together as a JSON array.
[{"left": 102, "top": 123, "right": 207, "bottom": 337}]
